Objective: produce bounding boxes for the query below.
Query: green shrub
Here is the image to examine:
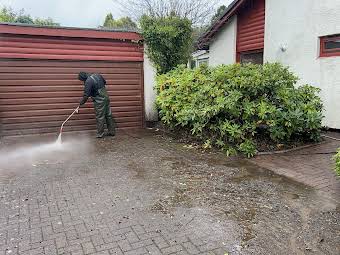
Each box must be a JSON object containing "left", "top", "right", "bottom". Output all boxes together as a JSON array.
[
  {"left": 140, "top": 15, "right": 193, "bottom": 74},
  {"left": 156, "top": 63, "right": 323, "bottom": 157},
  {"left": 334, "top": 149, "right": 340, "bottom": 176}
]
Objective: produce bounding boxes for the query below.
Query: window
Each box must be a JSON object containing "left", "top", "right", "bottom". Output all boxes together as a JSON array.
[
  {"left": 198, "top": 58, "right": 209, "bottom": 67},
  {"left": 239, "top": 50, "right": 263, "bottom": 64},
  {"left": 320, "top": 34, "right": 340, "bottom": 57},
  {"left": 190, "top": 60, "right": 196, "bottom": 69}
]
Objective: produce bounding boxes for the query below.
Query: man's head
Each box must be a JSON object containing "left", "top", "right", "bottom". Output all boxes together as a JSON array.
[{"left": 78, "top": 72, "right": 90, "bottom": 82}]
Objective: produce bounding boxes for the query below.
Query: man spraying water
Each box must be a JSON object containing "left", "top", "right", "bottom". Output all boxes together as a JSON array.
[{"left": 78, "top": 72, "right": 116, "bottom": 138}]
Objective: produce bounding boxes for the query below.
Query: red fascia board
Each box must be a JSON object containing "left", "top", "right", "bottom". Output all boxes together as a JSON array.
[{"left": 0, "top": 24, "right": 142, "bottom": 41}]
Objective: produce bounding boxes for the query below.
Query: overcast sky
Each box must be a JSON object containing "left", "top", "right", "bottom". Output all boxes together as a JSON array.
[{"left": 0, "top": 0, "right": 233, "bottom": 28}]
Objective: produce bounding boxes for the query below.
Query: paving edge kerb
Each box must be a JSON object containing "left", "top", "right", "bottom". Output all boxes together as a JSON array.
[{"left": 256, "top": 140, "right": 328, "bottom": 156}]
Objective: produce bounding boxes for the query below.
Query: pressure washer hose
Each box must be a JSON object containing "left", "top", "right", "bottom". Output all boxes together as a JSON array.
[
  {"left": 59, "top": 106, "right": 79, "bottom": 134},
  {"left": 57, "top": 105, "right": 141, "bottom": 140}
]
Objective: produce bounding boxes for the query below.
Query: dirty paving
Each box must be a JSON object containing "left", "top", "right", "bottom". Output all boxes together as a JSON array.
[{"left": 0, "top": 130, "right": 339, "bottom": 255}]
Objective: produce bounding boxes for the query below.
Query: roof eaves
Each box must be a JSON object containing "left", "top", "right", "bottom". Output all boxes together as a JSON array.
[
  {"left": 0, "top": 22, "right": 140, "bottom": 33},
  {"left": 198, "top": 0, "right": 246, "bottom": 49},
  {"left": 0, "top": 22, "right": 143, "bottom": 42}
]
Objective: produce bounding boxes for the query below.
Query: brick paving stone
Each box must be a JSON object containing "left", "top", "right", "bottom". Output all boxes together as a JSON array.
[
  {"left": 44, "top": 245, "right": 57, "bottom": 255},
  {"left": 182, "top": 242, "right": 200, "bottom": 255},
  {"left": 18, "top": 240, "right": 30, "bottom": 252},
  {"left": 161, "top": 245, "right": 183, "bottom": 255},
  {"left": 71, "top": 250, "right": 84, "bottom": 255},
  {"left": 131, "top": 239, "right": 153, "bottom": 250},
  {"left": 126, "top": 231, "right": 140, "bottom": 244},
  {"left": 146, "top": 245, "right": 162, "bottom": 255},
  {"left": 175, "top": 251, "right": 189, "bottom": 255},
  {"left": 109, "top": 247, "right": 124, "bottom": 255},
  {"left": 81, "top": 242, "right": 95, "bottom": 255},
  {"left": 124, "top": 247, "right": 148, "bottom": 255},
  {"left": 167, "top": 236, "right": 189, "bottom": 246},
  {"left": 152, "top": 237, "right": 169, "bottom": 249},
  {"left": 117, "top": 240, "right": 132, "bottom": 252},
  {"left": 132, "top": 226, "right": 145, "bottom": 235},
  {"left": 56, "top": 235, "right": 68, "bottom": 249},
  {"left": 27, "top": 247, "right": 43, "bottom": 255},
  {"left": 92, "top": 251, "right": 110, "bottom": 255},
  {"left": 91, "top": 235, "right": 105, "bottom": 247},
  {"left": 97, "top": 242, "right": 118, "bottom": 252},
  {"left": 66, "top": 230, "right": 79, "bottom": 241}
]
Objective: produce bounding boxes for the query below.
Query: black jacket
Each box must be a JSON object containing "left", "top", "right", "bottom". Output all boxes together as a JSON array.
[{"left": 80, "top": 74, "right": 106, "bottom": 105}]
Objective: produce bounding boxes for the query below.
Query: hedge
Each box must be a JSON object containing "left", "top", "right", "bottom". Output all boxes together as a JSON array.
[{"left": 156, "top": 63, "right": 323, "bottom": 157}]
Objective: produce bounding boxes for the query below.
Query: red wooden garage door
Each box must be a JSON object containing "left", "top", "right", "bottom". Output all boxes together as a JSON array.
[{"left": 0, "top": 24, "right": 144, "bottom": 136}]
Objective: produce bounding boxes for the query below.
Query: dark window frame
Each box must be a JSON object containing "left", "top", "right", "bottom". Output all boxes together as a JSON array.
[
  {"left": 237, "top": 49, "right": 264, "bottom": 64},
  {"left": 320, "top": 34, "right": 340, "bottom": 57}
]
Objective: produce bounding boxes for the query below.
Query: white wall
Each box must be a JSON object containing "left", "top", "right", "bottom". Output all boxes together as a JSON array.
[
  {"left": 209, "top": 16, "right": 237, "bottom": 66},
  {"left": 264, "top": 0, "right": 340, "bottom": 129},
  {"left": 143, "top": 51, "right": 158, "bottom": 122}
]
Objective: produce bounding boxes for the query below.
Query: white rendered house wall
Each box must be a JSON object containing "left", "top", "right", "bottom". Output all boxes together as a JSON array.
[
  {"left": 209, "top": 16, "right": 237, "bottom": 66},
  {"left": 264, "top": 0, "right": 340, "bottom": 129}
]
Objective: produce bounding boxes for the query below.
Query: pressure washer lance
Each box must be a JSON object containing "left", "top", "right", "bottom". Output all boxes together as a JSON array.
[{"left": 56, "top": 106, "right": 79, "bottom": 144}]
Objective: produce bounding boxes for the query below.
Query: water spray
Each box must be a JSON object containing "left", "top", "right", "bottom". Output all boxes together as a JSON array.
[{"left": 56, "top": 106, "right": 79, "bottom": 145}]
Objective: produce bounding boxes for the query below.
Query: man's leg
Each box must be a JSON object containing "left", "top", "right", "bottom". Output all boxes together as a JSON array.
[
  {"left": 105, "top": 100, "right": 116, "bottom": 136},
  {"left": 93, "top": 101, "right": 106, "bottom": 138}
]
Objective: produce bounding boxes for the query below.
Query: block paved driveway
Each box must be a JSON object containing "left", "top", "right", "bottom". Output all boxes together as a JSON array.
[{"left": 0, "top": 130, "right": 339, "bottom": 255}]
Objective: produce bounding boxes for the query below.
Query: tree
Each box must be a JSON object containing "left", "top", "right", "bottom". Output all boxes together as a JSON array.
[
  {"left": 190, "top": 5, "right": 228, "bottom": 50},
  {"left": 192, "top": 26, "right": 208, "bottom": 47},
  {"left": 103, "top": 13, "right": 114, "bottom": 27},
  {"left": 15, "top": 14, "right": 34, "bottom": 24},
  {"left": 115, "top": 0, "right": 219, "bottom": 25},
  {"left": 34, "top": 17, "right": 60, "bottom": 26},
  {"left": 211, "top": 5, "right": 227, "bottom": 24},
  {"left": 0, "top": 7, "right": 16, "bottom": 22},
  {"left": 102, "top": 13, "right": 137, "bottom": 30},
  {"left": 0, "top": 7, "right": 59, "bottom": 26},
  {"left": 140, "top": 15, "right": 193, "bottom": 74}
]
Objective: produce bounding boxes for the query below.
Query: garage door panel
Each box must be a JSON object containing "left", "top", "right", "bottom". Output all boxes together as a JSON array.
[
  {"left": 1, "top": 46, "right": 143, "bottom": 58},
  {"left": 0, "top": 53, "right": 143, "bottom": 62},
  {"left": 3, "top": 116, "right": 142, "bottom": 130},
  {"left": 0, "top": 67, "right": 142, "bottom": 74},
  {"left": 0, "top": 79, "right": 141, "bottom": 86},
  {"left": 0, "top": 59, "right": 143, "bottom": 135},
  {"left": 0, "top": 96, "right": 141, "bottom": 105},
  {"left": 2, "top": 112, "right": 142, "bottom": 124},
  {"left": 0, "top": 85, "right": 142, "bottom": 92},
  {"left": 0, "top": 42, "right": 141, "bottom": 54},
  {"left": 0, "top": 90, "right": 142, "bottom": 99},
  {"left": 0, "top": 60, "right": 142, "bottom": 68},
  {"left": 0, "top": 73, "right": 141, "bottom": 80},
  {"left": 1, "top": 101, "right": 142, "bottom": 111},
  {"left": 1, "top": 105, "right": 142, "bottom": 117}
]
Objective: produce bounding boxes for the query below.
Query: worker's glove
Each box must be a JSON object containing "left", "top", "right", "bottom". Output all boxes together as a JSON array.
[{"left": 79, "top": 96, "right": 88, "bottom": 106}]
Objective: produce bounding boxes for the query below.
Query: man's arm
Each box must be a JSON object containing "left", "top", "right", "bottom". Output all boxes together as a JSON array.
[
  {"left": 101, "top": 75, "right": 106, "bottom": 85},
  {"left": 79, "top": 80, "right": 92, "bottom": 105}
]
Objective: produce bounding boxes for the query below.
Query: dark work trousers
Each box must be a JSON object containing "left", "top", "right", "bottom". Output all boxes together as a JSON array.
[{"left": 92, "top": 88, "right": 116, "bottom": 137}]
